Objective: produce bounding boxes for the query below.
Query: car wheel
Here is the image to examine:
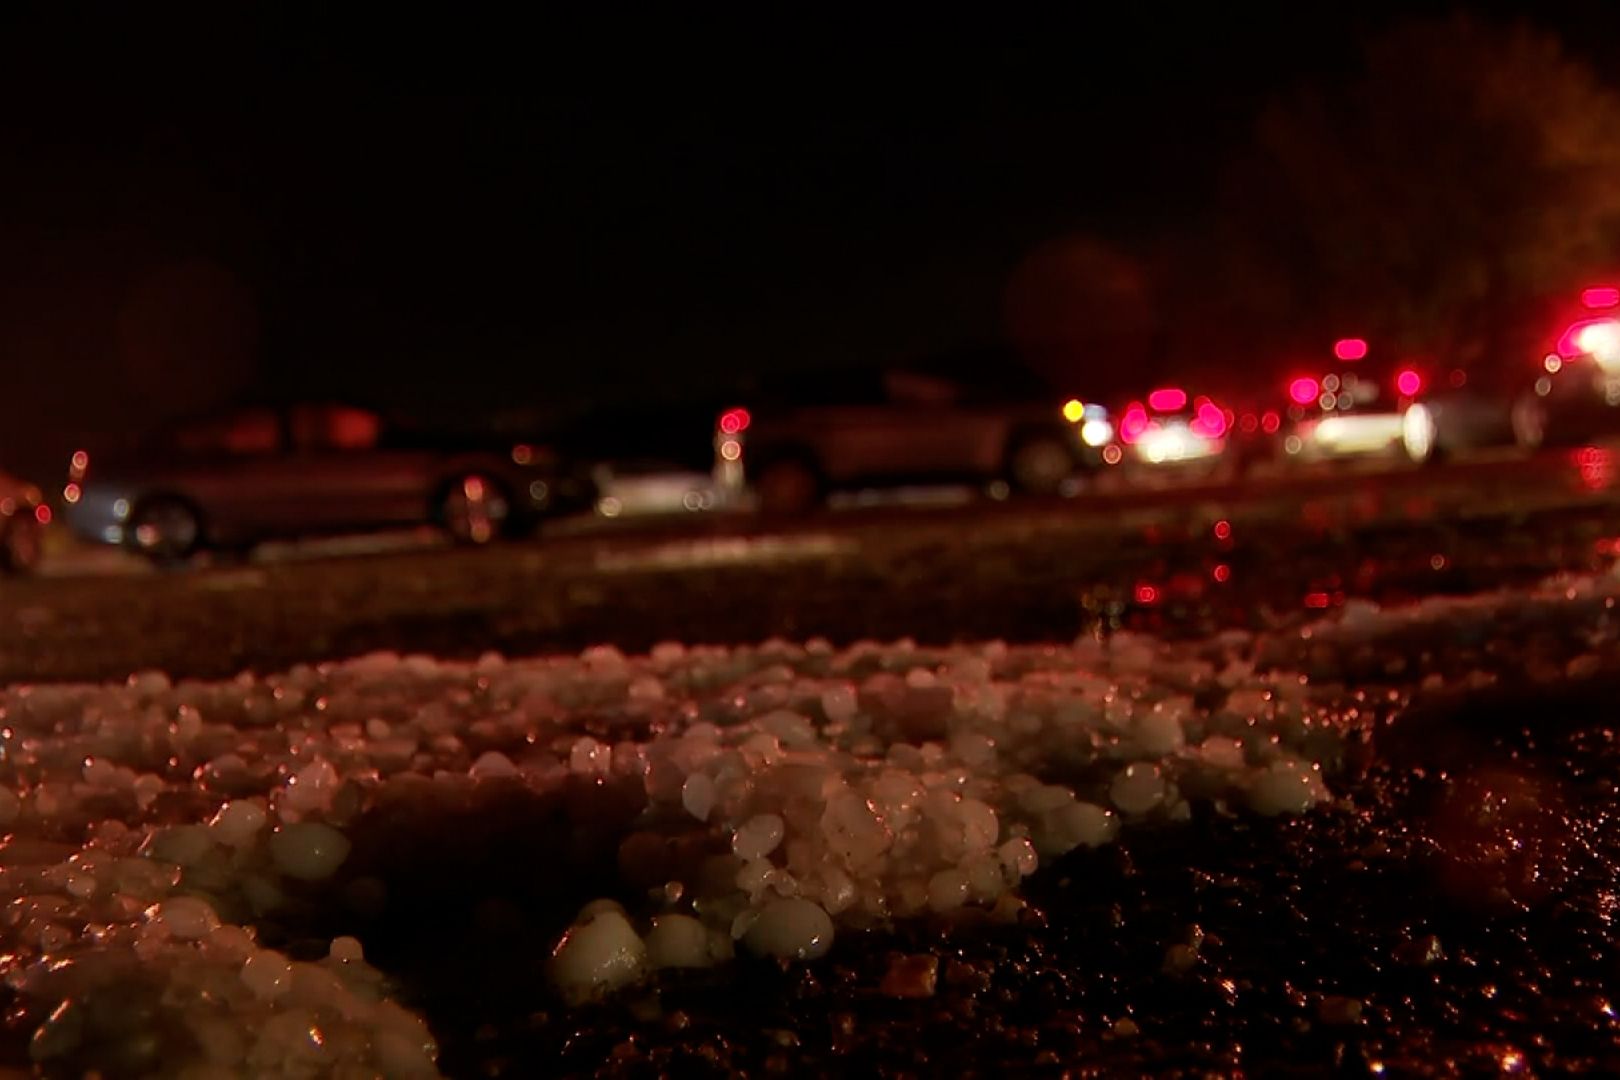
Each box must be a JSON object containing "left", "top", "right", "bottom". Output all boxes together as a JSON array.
[
  {"left": 1006, "top": 433, "right": 1077, "bottom": 496},
  {"left": 439, "top": 473, "right": 512, "bottom": 544},
  {"left": 128, "top": 496, "right": 203, "bottom": 564},
  {"left": 1, "top": 516, "right": 42, "bottom": 574},
  {"left": 753, "top": 457, "right": 821, "bottom": 516},
  {"left": 1511, "top": 395, "right": 1547, "bottom": 450}
]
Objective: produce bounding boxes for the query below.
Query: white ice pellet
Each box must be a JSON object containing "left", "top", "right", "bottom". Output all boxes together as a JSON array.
[
  {"left": 757, "top": 710, "right": 817, "bottom": 748},
  {"left": 1135, "top": 701, "right": 1188, "bottom": 756},
  {"left": 576, "top": 898, "right": 626, "bottom": 921},
  {"left": 743, "top": 897, "right": 835, "bottom": 960},
  {"left": 958, "top": 798, "right": 1000, "bottom": 851},
  {"left": 732, "top": 813, "right": 786, "bottom": 860},
  {"left": 644, "top": 914, "right": 714, "bottom": 969},
  {"left": 468, "top": 751, "right": 518, "bottom": 780},
  {"left": 283, "top": 759, "right": 341, "bottom": 815},
  {"left": 149, "top": 824, "right": 217, "bottom": 867},
  {"left": 998, "top": 836, "right": 1039, "bottom": 877},
  {"left": 547, "top": 910, "right": 647, "bottom": 1002},
  {"left": 1050, "top": 802, "right": 1119, "bottom": 851},
  {"left": 82, "top": 756, "right": 118, "bottom": 789},
  {"left": 681, "top": 773, "right": 716, "bottom": 822},
  {"left": 1198, "top": 736, "right": 1246, "bottom": 770},
  {"left": 268, "top": 822, "right": 352, "bottom": 881},
  {"left": 1110, "top": 764, "right": 1167, "bottom": 815},
  {"left": 820, "top": 685, "right": 858, "bottom": 723},
  {"left": 150, "top": 896, "right": 220, "bottom": 940},
  {"left": 209, "top": 800, "right": 267, "bottom": 847},
  {"left": 241, "top": 949, "right": 295, "bottom": 1001},
  {"left": 329, "top": 936, "right": 364, "bottom": 963},
  {"left": 570, "top": 737, "right": 611, "bottom": 775},
  {"left": 1020, "top": 784, "right": 1074, "bottom": 815},
  {"left": 1247, "top": 759, "right": 1331, "bottom": 816},
  {"left": 628, "top": 676, "right": 665, "bottom": 702}
]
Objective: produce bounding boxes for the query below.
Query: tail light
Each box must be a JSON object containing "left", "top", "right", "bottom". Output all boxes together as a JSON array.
[{"left": 718, "top": 407, "right": 751, "bottom": 435}]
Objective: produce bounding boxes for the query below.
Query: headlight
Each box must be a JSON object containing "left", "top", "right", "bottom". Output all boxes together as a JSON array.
[{"left": 1080, "top": 419, "right": 1114, "bottom": 447}]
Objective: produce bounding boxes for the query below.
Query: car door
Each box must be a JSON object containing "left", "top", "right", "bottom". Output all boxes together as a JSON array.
[
  {"left": 283, "top": 404, "right": 438, "bottom": 529},
  {"left": 158, "top": 408, "right": 296, "bottom": 539}
]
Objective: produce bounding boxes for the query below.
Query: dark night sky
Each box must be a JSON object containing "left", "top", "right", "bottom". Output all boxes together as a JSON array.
[{"left": 0, "top": 3, "right": 1614, "bottom": 475}]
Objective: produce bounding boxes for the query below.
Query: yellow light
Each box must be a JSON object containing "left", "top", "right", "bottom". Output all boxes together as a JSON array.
[
  {"left": 63, "top": 482, "right": 81, "bottom": 504},
  {"left": 1062, "top": 399, "right": 1085, "bottom": 424},
  {"left": 719, "top": 439, "right": 742, "bottom": 462}
]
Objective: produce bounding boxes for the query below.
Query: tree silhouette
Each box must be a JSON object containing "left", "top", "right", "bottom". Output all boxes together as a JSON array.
[{"left": 1217, "top": 14, "right": 1620, "bottom": 369}]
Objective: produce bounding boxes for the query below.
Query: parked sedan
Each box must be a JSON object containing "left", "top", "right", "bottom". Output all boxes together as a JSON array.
[
  {"left": 62, "top": 403, "right": 596, "bottom": 562},
  {"left": 718, "top": 360, "right": 1101, "bottom": 514},
  {"left": 0, "top": 470, "right": 46, "bottom": 574}
]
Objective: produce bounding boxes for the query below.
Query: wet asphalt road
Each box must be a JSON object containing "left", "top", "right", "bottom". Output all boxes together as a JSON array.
[{"left": 3, "top": 447, "right": 1620, "bottom": 686}]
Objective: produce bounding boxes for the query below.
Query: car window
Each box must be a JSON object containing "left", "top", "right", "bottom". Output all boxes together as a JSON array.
[
  {"left": 290, "top": 405, "right": 382, "bottom": 452},
  {"left": 169, "top": 409, "right": 283, "bottom": 456}
]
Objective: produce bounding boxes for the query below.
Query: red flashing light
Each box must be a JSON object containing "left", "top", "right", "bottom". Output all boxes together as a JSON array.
[
  {"left": 1333, "top": 337, "right": 1368, "bottom": 361},
  {"left": 1238, "top": 413, "right": 1258, "bottom": 434},
  {"left": 719, "top": 407, "right": 752, "bottom": 435},
  {"left": 1582, "top": 286, "right": 1620, "bottom": 310},
  {"left": 33, "top": 504, "right": 51, "bottom": 525},
  {"left": 1304, "top": 591, "right": 1332, "bottom": 609},
  {"left": 1133, "top": 582, "right": 1160, "bottom": 605},
  {"left": 1557, "top": 316, "right": 1620, "bottom": 359},
  {"left": 1120, "top": 403, "right": 1150, "bottom": 444},
  {"left": 1289, "top": 377, "right": 1320, "bottom": 406},
  {"left": 1213, "top": 519, "right": 1231, "bottom": 541},
  {"left": 1260, "top": 411, "right": 1281, "bottom": 434},
  {"left": 1212, "top": 563, "right": 1231, "bottom": 583},
  {"left": 1396, "top": 369, "right": 1422, "bottom": 396},
  {"left": 1147, "top": 387, "right": 1187, "bottom": 412},
  {"left": 1191, "top": 398, "right": 1227, "bottom": 438}
]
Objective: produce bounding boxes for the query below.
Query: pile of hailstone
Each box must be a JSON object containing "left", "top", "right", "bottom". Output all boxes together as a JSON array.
[{"left": 3, "top": 593, "right": 1505, "bottom": 1075}]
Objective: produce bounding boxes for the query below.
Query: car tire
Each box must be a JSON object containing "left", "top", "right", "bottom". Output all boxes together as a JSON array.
[
  {"left": 1006, "top": 432, "right": 1078, "bottom": 496},
  {"left": 753, "top": 456, "right": 822, "bottom": 516},
  {"left": 127, "top": 496, "right": 204, "bottom": 564},
  {"left": 437, "top": 473, "right": 513, "bottom": 544},
  {"left": 0, "top": 516, "right": 42, "bottom": 575},
  {"left": 1511, "top": 395, "right": 1547, "bottom": 451}
]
